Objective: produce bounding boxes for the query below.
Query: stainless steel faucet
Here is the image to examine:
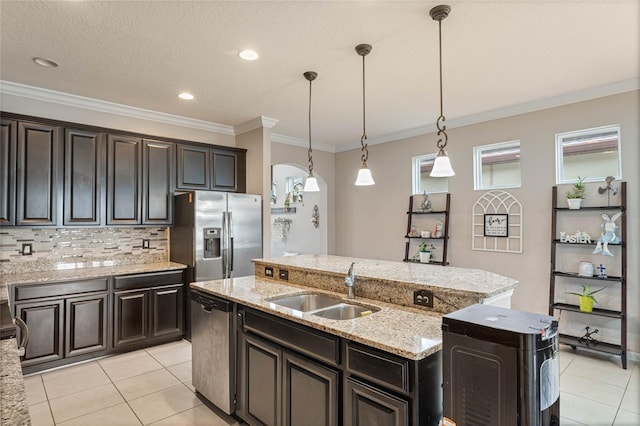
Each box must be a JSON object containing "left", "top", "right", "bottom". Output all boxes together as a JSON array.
[{"left": 344, "top": 262, "right": 356, "bottom": 299}]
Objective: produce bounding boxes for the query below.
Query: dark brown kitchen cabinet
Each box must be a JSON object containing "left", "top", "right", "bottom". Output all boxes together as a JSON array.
[
  {"left": 150, "top": 284, "right": 183, "bottom": 339},
  {"left": 176, "top": 144, "right": 209, "bottom": 190},
  {"left": 16, "top": 121, "right": 60, "bottom": 226},
  {"left": 142, "top": 139, "right": 174, "bottom": 225},
  {"left": 211, "top": 148, "right": 245, "bottom": 192},
  {"left": 64, "top": 129, "right": 105, "bottom": 226},
  {"left": 176, "top": 143, "right": 246, "bottom": 192},
  {"left": 65, "top": 293, "right": 108, "bottom": 357},
  {"left": 345, "top": 377, "right": 409, "bottom": 426},
  {"left": 15, "top": 299, "right": 64, "bottom": 367},
  {"left": 107, "top": 134, "right": 141, "bottom": 225},
  {"left": 114, "top": 289, "right": 149, "bottom": 348},
  {"left": 0, "top": 119, "right": 16, "bottom": 225}
]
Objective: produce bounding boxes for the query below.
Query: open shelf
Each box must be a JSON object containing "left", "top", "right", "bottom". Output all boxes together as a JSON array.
[
  {"left": 559, "top": 334, "right": 624, "bottom": 356},
  {"left": 552, "top": 271, "right": 622, "bottom": 282},
  {"left": 551, "top": 303, "right": 622, "bottom": 318},
  {"left": 404, "top": 236, "right": 446, "bottom": 240},
  {"left": 403, "top": 259, "right": 449, "bottom": 266},
  {"left": 406, "top": 210, "right": 448, "bottom": 215},
  {"left": 403, "top": 194, "right": 450, "bottom": 266},
  {"left": 553, "top": 205, "right": 624, "bottom": 211},
  {"left": 552, "top": 239, "right": 623, "bottom": 247}
]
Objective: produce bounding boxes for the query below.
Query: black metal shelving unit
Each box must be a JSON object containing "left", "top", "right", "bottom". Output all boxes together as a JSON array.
[
  {"left": 403, "top": 194, "right": 450, "bottom": 266},
  {"left": 548, "top": 182, "right": 627, "bottom": 368}
]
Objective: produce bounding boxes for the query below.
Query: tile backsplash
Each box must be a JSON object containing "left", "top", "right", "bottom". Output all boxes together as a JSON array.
[{"left": 0, "top": 227, "right": 169, "bottom": 274}]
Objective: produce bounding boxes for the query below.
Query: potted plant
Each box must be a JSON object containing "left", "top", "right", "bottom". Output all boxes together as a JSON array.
[
  {"left": 566, "top": 176, "right": 586, "bottom": 209},
  {"left": 567, "top": 284, "right": 604, "bottom": 313},
  {"left": 418, "top": 242, "right": 435, "bottom": 263}
]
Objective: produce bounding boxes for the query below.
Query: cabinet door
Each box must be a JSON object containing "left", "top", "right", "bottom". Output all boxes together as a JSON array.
[
  {"left": 176, "top": 144, "right": 209, "bottom": 190},
  {"left": 16, "top": 121, "right": 60, "bottom": 226},
  {"left": 107, "top": 134, "right": 141, "bottom": 225},
  {"left": 113, "top": 289, "right": 149, "bottom": 348},
  {"left": 239, "top": 332, "right": 282, "bottom": 426},
  {"left": 211, "top": 149, "right": 244, "bottom": 192},
  {"left": 150, "top": 284, "right": 183, "bottom": 340},
  {"left": 142, "top": 139, "right": 174, "bottom": 225},
  {"left": 345, "top": 377, "right": 409, "bottom": 426},
  {"left": 64, "top": 129, "right": 105, "bottom": 225},
  {"left": 15, "top": 299, "right": 64, "bottom": 366},
  {"left": 65, "top": 293, "right": 108, "bottom": 357},
  {"left": 283, "top": 351, "right": 339, "bottom": 426},
  {"left": 0, "top": 119, "right": 16, "bottom": 225}
]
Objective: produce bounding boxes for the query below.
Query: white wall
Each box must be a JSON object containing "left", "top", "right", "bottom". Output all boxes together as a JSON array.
[{"left": 336, "top": 90, "right": 640, "bottom": 354}]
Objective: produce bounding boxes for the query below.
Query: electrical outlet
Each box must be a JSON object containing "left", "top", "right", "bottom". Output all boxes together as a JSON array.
[
  {"left": 279, "top": 269, "right": 289, "bottom": 281},
  {"left": 142, "top": 239, "right": 150, "bottom": 249},
  {"left": 414, "top": 289, "right": 434, "bottom": 308},
  {"left": 21, "top": 243, "right": 33, "bottom": 256},
  {"left": 265, "top": 266, "right": 274, "bottom": 277}
]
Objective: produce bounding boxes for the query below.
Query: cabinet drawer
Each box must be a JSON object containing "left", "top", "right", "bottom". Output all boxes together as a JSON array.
[
  {"left": 242, "top": 308, "right": 340, "bottom": 366},
  {"left": 15, "top": 278, "right": 108, "bottom": 301},
  {"left": 114, "top": 270, "right": 183, "bottom": 290},
  {"left": 346, "top": 342, "right": 410, "bottom": 395}
]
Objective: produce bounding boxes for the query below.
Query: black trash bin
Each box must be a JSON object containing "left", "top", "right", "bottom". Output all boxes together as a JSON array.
[{"left": 442, "top": 304, "right": 560, "bottom": 426}]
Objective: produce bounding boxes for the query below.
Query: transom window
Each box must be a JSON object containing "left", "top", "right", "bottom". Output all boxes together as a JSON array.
[
  {"left": 556, "top": 125, "right": 621, "bottom": 184},
  {"left": 412, "top": 154, "right": 449, "bottom": 194},
  {"left": 473, "top": 140, "right": 521, "bottom": 190}
]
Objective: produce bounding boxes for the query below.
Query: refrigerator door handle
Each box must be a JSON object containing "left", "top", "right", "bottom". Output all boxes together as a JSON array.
[
  {"left": 228, "top": 212, "right": 234, "bottom": 273},
  {"left": 221, "top": 212, "right": 227, "bottom": 278}
]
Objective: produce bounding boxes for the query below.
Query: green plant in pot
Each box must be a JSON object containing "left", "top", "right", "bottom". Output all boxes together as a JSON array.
[
  {"left": 567, "top": 285, "right": 604, "bottom": 313},
  {"left": 566, "top": 176, "right": 586, "bottom": 209},
  {"left": 418, "top": 242, "right": 435, "bottom": 263}
]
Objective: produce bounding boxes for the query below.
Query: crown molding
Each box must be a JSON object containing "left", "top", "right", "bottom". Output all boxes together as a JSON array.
[
  {"left": 234, "top": 116, "right": 279, "bottom": 135},
  {"left": 0, "top": 80, "right": 236, "bottom": 135},
  {"left": 334, "top": 78, "right": 640, "bottom": 152},
  {"left": 271, "top": 133, "right": 336, "bottom": 153}
]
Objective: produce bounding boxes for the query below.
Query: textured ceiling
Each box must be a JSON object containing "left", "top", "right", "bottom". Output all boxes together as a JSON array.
[{"left": 1, "top": 1, "right": 638, "bottom": 148}]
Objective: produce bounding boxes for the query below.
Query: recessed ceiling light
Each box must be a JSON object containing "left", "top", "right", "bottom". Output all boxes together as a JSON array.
[
  {"left": 178, "top": 92, "right": 194, "bottom": 100},
  {"left": 239, "top": 50, "right": 259, "bottom": 61},
  {"left": 33, "top": 57, "right": 58, "bottom": 68}
]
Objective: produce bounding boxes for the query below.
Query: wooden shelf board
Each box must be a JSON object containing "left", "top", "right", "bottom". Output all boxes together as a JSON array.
[
  {"left": 404, "top": 236, "right": 446, "bottom": 240},
  {"left": 559, "top": 334, "right": 623, "bottom": 356},
  {"left": 552, "top": 271, "right": 622, "bottom": 282},
  {"left": 402, "top": 259, "right": 448, "bottom": 266},
  {"left": 406, "top": 211, "right": 448, "bottom": 215},
  {"left": 554, "top": 206, "right": 624, "bottom": 211},
  {"left": 551, "top": 303, "right": 622, "bottom": 318},
  {"left": 552, "top": 240, "right": 623, "bottom": 247}
]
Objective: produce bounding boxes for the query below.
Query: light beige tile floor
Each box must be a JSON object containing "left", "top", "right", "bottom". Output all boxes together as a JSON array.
[{"left": 24, "top": 341, "right": 639, "bottom": 426}]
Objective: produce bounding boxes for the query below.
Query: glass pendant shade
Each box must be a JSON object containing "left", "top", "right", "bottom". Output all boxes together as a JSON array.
[
  {"left": 303, "top": 174, "right": 320, "bottom": 192},
  {"left": 430, "top": 149, "right": 455, "bottom": 177},
  {"left": 355, "top": 166, "right": 375, "bottom": 186}
]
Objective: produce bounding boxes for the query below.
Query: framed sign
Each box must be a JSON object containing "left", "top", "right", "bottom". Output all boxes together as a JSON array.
[{"left": 484, "top": 214, "right": 509, "bottom": 237}]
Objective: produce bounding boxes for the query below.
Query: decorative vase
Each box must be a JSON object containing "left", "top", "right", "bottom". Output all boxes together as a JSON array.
[
  {"left": 419, "top": 251, "right": 431, "bottom": 263},
  {"left": 578, "top": 262, "right": 594, "bottom": 277},
  {"left": 578, "top": 296, "right": 594, "bottom": 313},
  {"left": 567, "top": 198, "right": 582, "bottom": 210}
]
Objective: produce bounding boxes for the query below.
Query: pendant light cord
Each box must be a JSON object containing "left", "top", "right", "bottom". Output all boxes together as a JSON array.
[
  {"left": 307, "top": 78, "right": 314, "bottom": 175},
  {"left": 360, "top": 53, "right": 369, "bottom": 165},
  {"left": 436, "top": 18, "right": 448, "bottom": 150}
]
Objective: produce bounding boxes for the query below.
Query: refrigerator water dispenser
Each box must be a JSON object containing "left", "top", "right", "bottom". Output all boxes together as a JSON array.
[{"left": 203, "top": 228, "right": 221, "bottom": 258}]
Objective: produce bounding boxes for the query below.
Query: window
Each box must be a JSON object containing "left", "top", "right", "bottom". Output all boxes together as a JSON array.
[
  {"left": 473, "top": 140, "right": 521, "bottom": 190},
  {"left": 412, "top": 154, "right": 449, "bottom": 194},
  {"left": 556, "top": 125, "right": 621, "bottom": 184}
]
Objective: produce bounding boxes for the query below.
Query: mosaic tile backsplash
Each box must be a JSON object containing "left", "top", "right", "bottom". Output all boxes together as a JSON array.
[{"left": 0, "top": 228, "right": 169, "bottom": 275}]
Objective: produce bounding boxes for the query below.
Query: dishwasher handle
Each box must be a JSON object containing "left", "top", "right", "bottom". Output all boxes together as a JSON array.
[
  {"left": 191, "top": 291, "right": 233, "bottom": 313},
  {"left": 14, "top": 316, "right": 28, "bottom": 357}
]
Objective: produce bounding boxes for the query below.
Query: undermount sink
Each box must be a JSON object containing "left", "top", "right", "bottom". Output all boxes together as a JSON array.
[
  {"left": 267, "top": 293, "right": 380, "bottom": 320},
  {"left": 268, "top": 293, "right": 344, "bottom": 312},
  {"left": 311, "top": 303, "right": 380, "bottom": 320}
]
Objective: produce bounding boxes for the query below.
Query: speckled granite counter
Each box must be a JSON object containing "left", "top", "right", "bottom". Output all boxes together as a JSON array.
[
  {"left": 0, "top": 261, "right": 187, "bottom": 301},
  {"left": 192, "top": 276, "right": 443, "bottom": 360},
  {"left": 1, "top": 338, "right": 30, "bottom": 425},
  {"left": 254, "top": 255, "right": 518, "bottom": 314}
]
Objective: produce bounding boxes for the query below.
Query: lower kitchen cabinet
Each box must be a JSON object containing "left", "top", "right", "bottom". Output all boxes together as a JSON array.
[
  {"left": 65, "top": 292, "right": 108, "bottom": 357},
  {"left": 15, "top": 299, "right": 64, "bottom": 367},
  {"left": 345, "top": 377, "right": 408, "bottom": 426},
  {"left": 114, "top": 289, "right": 149, "bottom": 347},
  {"left": 150, "top": 284, "right": 183, "bottom": 339}
]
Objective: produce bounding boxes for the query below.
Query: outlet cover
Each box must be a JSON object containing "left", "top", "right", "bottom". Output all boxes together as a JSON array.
[
  {"left": 265, "top": 267, "right": 274, "bottom": 277},
  {"left": 279, "top": 269, "right": 289, "bottom": 281},
  {"left": 413, "top": 289, "right": 434, "bottom": 308},
  {"left": 142, "top": 239, "right": 150, "bottom": 249},
  {"left": 21, "top": 243, "right": 33, "bottom": 256}
]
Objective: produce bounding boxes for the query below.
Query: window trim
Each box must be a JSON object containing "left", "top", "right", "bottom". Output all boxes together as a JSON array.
[
  {"left": 555, "top": 124, "right": 622, "bottom": 184},
  {"left": 411, "top": 153, "right": 447, "bottom": 194},
  {"left": 473, "top": 140, "right": 522, "bottom": 191}
]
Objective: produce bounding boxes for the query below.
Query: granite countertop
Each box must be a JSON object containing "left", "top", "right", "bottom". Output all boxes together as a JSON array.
[
  {"left": 1, "top": 338, "right": 30, "bottom": 426},
  {"left": 254, "top": 254, "right": 518, "bottom": 298},
  {"left": 0, "top": 262, "right": 187, "bottom": 301},
  {"left": 191, "top": 276, "right": 443, "bottom": 360}
]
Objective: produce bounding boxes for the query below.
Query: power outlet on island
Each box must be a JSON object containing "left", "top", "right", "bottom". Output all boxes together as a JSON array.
[
  {"left": 265, "top": 266, "right": 274, "bottom": 277},
  {"left": 414, "top": 290, "right": 434, "bottom": 308},
  {"left": 279, "top": 269, "right": 289, "bottom": 281}
]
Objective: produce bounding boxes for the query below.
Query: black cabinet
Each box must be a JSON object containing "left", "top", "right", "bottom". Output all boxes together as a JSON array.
[
  {"left": 113, "top": 270, "right": 185, "bottom": 350},
  {"left": 211, "top": 148, "right": 245, "bottom": 192},
  {"left": 107, "top": 134, "right": 141, "bottom": 225},
  {"left": 177, "top": 143, "right": 246, "bottom": 192},
  {"left": 143, "top": 139, "right": 174, "bottom": 225},
  {"left": 345, "top": 377, "right": 409, "bottom": 426},
  {"left": 15, "top": 299, "right": 64, "bottom": 367},
  {"left": 16, "top": 121, "right": 60, "bottom": 226},
  {"left": 64, "top": 129, "right": 105, "bottom": 226},
  {"left": 0, "top": 119, "right": 16, "bottom": 225},
  {"left": 65, "top": 292, "right": 108, "bottom": 357},
  {"left": 176, "top": 144, "right": 209, "bottom": 190}
]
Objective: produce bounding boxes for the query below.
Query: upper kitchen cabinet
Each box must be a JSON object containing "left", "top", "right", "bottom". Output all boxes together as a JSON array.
[
  {"left": 16, "top": 121, "right": 61, "bottom": 226},
  {"left": 142, "top": 139, "right": 174, "bottom": 225},
  {"left": 107, "top": 135, "right": 142, "bottom": 225},
  {"left": 64, "top": 129, "right": 105, "bottom": 226},
  {"left": 0, "top": 119, "right": 17, "bottom": 225},
  {"left": 177, "top": 143, "right": 246, "bottom": 193}
]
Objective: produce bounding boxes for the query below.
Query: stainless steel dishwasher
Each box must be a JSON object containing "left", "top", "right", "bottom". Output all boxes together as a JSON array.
[{"left": 191, "top": 289, "right": 235, "bottom": 415}]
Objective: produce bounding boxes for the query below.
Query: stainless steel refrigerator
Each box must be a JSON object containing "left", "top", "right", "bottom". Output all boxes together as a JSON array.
[{"left": 170, "top": 191, "right": 262, "bottom": 337}]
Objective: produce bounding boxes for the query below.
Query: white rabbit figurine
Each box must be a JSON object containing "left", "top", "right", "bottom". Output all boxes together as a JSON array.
[{"left": 593, "top": 212, "right": 622, "bottom": 256}]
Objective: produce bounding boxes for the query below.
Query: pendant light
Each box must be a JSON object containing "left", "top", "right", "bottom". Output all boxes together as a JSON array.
[
  {"left": 302, "top": 71, "right": 320, "bottom": 192},
  {"left": 354, "top": 43, "right": 375, "bottom": 186},
  {"left": 429, "top": 5, "right": 455, "bottom": 177}
]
